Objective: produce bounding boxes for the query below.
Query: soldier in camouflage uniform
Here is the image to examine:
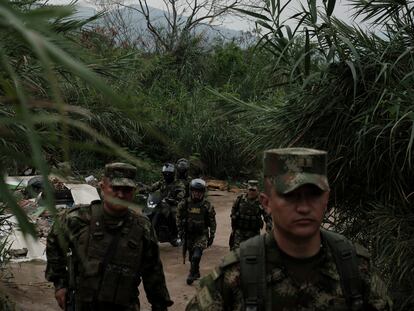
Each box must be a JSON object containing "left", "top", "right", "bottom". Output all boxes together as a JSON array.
[
  {"left": 177, "top": 179, "right": 216, "bottom": 285},
  {"left": 186, "top": 148, "right": 391, "bottom": 311},
  {"left": 149, "top": 163, "right": 185, "bottom": 204},
  {"left": 176, "top": 158, "right": 191, "bottom": 198},
  {"left": 46, "top": 163, "right": 173, "bottom": 311},
  {"left": 150, "top": 163, "right": 185, "bottom": 245},
  {"left": 229, "top": 180, "right": 271, "bottom": 250}
]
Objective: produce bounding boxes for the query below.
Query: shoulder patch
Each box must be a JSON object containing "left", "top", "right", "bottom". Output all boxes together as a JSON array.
[{"left": 355, "top": 243, "right": 370, "bottom": 259}]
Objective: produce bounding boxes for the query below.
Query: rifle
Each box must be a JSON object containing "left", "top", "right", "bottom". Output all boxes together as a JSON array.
[{"left": 66, "top": 248, "right": 76, "bottom": 311}]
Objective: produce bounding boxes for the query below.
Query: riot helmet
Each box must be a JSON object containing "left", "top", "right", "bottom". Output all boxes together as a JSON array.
[
  {"left": 189, "top": 178, "right": 206, "bottom": 202},
  {"left": 176, "top": 158, "right": 189, "bottom": 179},
  {"left": 162, "top": 163, "right": 175, "bottom": 184}
]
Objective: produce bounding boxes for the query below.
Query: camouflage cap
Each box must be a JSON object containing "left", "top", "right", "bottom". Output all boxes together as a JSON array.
[
  {"left": 263, "top": 148, "right": 329, "bottom": 194},
  {"left": 104, "top": 162, "right": 137, "bottom": 188},
  {"left": 247, "top": 180, "right": 259, "bottom": 190}
]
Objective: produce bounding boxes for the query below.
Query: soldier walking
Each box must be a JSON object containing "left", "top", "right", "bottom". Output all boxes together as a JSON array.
[
  {"left": 229, "top": 180, "right": 271, "bottom": 250},
  {"left": 46, "top": 163, "right": 173, "bottom": 311},
  {"left": 176, "top": 178, "right": 216, "bottom": 285},
  {"left": 186, "top": 148, "right": 391, "bottom": 310}
]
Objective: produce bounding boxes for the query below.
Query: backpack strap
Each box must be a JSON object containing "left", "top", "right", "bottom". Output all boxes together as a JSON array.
[
  {"left": 240, "top": 235, "right": 267, "bottom": 311},
  {"left": 321, "top": 229, "right": 364, "bottom": 311}
]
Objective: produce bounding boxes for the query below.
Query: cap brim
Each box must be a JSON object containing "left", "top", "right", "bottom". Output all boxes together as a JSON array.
[
  {"left": 275, "top": 173, "right": 329, "bottom": 194},
  {"left": 110, "top": 178, "right": 136, "bottom": 188}
]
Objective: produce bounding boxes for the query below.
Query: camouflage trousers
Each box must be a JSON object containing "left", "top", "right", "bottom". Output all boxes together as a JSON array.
[
  {"left": 186, "top": 234, "right": 208, "bottom": 250},
  {"left": 230, "top": 229, "right": 260, "bottom": 251}
]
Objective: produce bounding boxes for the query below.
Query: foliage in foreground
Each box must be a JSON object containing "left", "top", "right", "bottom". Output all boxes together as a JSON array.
[{"left": 0, "top": 0, "right": 149, "bottom": 235}]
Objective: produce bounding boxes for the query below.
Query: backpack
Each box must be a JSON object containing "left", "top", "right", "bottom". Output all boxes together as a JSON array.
[{"left": 239, "top": 229, "right": 364, "bottom": 311}]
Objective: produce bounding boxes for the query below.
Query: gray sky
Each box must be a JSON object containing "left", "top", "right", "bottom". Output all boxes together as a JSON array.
[{"left": 50, "top": 0, "right": 361, "bottom": 31}]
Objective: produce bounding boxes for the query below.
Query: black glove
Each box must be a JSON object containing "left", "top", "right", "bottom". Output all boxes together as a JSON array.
[{"left": 207, "top": 235, "right": 214, "bottom": 247}]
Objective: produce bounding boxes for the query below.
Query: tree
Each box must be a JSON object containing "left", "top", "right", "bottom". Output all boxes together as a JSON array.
[{"left": 93, "top": 0, "right": 251, "bottom": 52}]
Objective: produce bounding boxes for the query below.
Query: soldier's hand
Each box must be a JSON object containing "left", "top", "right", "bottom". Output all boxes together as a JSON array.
[{"left": 55, "top": 288, "right": 67, "bottom": 309}]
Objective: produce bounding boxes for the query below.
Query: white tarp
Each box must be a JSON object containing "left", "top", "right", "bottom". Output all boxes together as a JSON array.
[
  {"left": 5, "top": 175, "right": 41, "bottom": 189},
  {"left": 1, "top": 215, "right": 46, "bottom": 262},
  {"left": 63, "top": 183, "right": 100, "bottom": 206}
]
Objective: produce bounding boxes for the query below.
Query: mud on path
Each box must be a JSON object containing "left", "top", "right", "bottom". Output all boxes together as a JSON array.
[{"left": 0, "top": 190, "right": 237, "bottom": 311}]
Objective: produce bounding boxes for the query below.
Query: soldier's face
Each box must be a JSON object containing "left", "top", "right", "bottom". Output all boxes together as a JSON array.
[
  {"left": 191, "top": 190, "right": 204, "bottom": 201},
  {"left": 260, "top": 182, "right": 329, "bottom": 240},
  {"left": 101, "top": 178, "right": 135, "bottom": 212},
  {"left": 247, "top": 188, "right": 258, "bottom": 199}
]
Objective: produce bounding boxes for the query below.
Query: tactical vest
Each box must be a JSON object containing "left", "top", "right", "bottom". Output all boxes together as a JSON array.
[
  {"left": 233, "top": 195, "right": 263, "bottom": 231},
  {"left": 239, "top": 230, "right": 364, "bottom": 311},
  {"left": 75, "top": 205, "right": 144, "bottom": 306},
  {"left": 186, "top": 200, "right": 208, "bottom": 235}
]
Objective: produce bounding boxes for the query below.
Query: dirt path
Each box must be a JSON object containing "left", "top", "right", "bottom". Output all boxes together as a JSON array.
[{"left": 0, "top": 190, "right": 237, "bottom": 311}]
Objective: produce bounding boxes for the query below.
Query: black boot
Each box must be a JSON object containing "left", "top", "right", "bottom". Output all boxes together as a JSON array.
[
  {"left": 186, "top": 262, "right": 196, "bottom": 285},
  {"left": 193, "top": 256, "right": 201, "bottom": 279}
]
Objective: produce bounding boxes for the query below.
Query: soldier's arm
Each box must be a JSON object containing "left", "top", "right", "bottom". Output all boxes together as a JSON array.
[
  {"left": 148, "top": 181, "right": 161, "bottom": 193},
  {"left": 230, "top": 196, "right": 241, "bottom": 229},
  {"left": 186, "top": 252, "right": 242, "bottom": 311},
  {"left": 208, "top": 203, "right": 217, "bottom": 236},
  {"left": 141, "top": 219, "right": 173, "bottom": 310},
  {"left": 174, "top": 182, "right": 185, "bottom": 203},
  {"left": 230, "top": 196, "right": 240, "bottom": 218},
  {"left": 176, "top": 201, "right": 185, "bottom": 237},
  {"left": 45, "top": 213, "right": 69, "bottom": 291},
  {"left": 356, "top": 245, "right": 392, "bottom": 310}
]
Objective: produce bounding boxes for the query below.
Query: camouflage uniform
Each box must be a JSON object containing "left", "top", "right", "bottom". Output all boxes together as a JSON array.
[
  {"left": 186, "top": 148, "right": 392, "bottom": 310},
  {"left": 185, "top": 232, "right": 391, "bottom": 311},
  {"left": 176, "top": 158, "right": 191, "bottom": 198},
  {"left": 150, "top": 179, "right": 185, "bottom": 205},
  {"left": 45, "top": 163, "right": 173, "bottom": 311},
  {"left": 230, "top": 189, "right": 270, "bottom": 250},
  {"left": 177, "top": 194, "right": 216, "bottom": 285},
  {"left": 150, "top": 178, "right": 185, "bottom": 243},
  {"left": 177, "top": 176, "right": 191, "bottom": 199}
]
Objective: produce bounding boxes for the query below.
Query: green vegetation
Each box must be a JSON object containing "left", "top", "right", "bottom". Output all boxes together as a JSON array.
[{"left": 0, "top": 0, "right": 413, "bottom": 308}]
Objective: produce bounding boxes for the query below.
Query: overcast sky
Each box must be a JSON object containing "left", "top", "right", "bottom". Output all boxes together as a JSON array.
[{"left": 50, "top": 0, "right": 361, "bottom": 31}]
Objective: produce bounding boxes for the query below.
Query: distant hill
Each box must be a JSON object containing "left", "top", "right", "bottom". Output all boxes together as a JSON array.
[{"left": 73, "top": 3, "right": 244, "bottom": 45}]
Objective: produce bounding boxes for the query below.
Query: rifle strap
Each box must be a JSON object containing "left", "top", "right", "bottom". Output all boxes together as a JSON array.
[
  {"left": 240, "top": 234, "right": 267, "bottom": 311},
  {"left": 321, "top": 229, "right": 364, "bottom": 310}
]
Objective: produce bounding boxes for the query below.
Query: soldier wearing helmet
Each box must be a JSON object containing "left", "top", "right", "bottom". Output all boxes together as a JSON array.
[
  {"left": 150, "top": 163, "right": 185, "bottom": 204},
  {"left": 176, "top": 178, "right": 216, "bottom": 285},
  {"left": 229, "top": 179, "right": 272, "bottom": 251},
  {"left": 149, "top": 163, "right": 185, "bottom": 246},
  {"left": 186, "top": 148, "right": 391, "bottom": 311}
]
